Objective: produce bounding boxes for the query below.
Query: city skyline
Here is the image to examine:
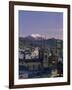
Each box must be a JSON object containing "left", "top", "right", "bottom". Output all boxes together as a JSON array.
[{"left": 19, "top": 10, "right": 63, "bottom": 40}]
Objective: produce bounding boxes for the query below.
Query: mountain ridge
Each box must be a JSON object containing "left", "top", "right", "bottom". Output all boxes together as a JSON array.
[{"left": 19, "top": 36, "right": 63, "bottom": 49}]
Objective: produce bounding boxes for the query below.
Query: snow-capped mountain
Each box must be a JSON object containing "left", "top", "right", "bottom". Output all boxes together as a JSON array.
[
  {"left": 31, "top": 34, "right": 42, "bottom": 38},
  {"left": 27, "top": 34, "right": 45, "bottom": 40},
  {"left": 19, "top": 35, "right": 63, "bottom": 49}
]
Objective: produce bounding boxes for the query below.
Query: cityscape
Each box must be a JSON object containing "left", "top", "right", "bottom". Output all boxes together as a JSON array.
[{"left": 19, "top": 11, "right": 63, "bottom": 79}]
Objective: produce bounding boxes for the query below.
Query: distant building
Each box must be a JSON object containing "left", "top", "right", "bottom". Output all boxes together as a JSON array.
[
  {"left": 31, "top": 47, "right": 39, "bottom": 59},
  {"left": 43, "top": 49, "right": 49, "bottom": 68}
]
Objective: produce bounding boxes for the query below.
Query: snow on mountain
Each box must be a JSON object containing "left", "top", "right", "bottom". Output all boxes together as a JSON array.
[
  {"left": 31, "top": 34, "right": 41, "bottom": 38},
  {"left": 30, "top": 34, "right": 45, "bottom": 40}
]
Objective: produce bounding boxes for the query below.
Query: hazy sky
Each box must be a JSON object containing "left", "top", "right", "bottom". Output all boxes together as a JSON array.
[{"left": 19, "top": 10, "right": 63, "bottom": 39}]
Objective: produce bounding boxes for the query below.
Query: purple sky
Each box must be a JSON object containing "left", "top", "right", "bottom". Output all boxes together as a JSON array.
[{"left": 19, "top": 10, "right": 63, "bottom": 39}]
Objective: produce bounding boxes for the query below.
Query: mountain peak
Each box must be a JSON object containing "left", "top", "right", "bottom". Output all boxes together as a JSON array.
[
  {"left": 30, "top": 34, "right": 45, "bottom": 40},
  {"left": 31, "top": 34, "right": 41, "bottom": 38}
]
